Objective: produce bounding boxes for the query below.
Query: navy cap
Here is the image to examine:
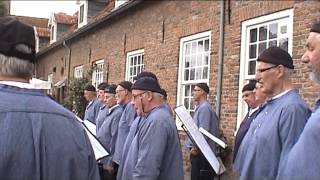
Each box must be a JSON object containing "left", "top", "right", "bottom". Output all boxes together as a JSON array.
[
  {"left": 0, "top": 16, "right": 35, "bottom": 62},
  {"left": 257, "top": 47, "right": 294, "bottom": 69},
  {"left": 104, "top": 84, "right": 117, "bottom": 94},
  {"left": 195, "top": 83, "right": 209, "bottom": 94},
  {"left": 84, "top": 84, "right": 96, "bottom": 92},
  {"left": 310, "top": 21, "right": 320, "bottom": 33},
  {"left": 118, "top": 81, "right": 132, "bottom": 92},
  {"left": 242, "top": 80, "right": 257, "bottom": 92},
  {"left": 133, "top": 71, "right": 158, "bottom": 82},
  {"left": 132, "top": 77, "right": 162, "bottom": 94},
  {"left": 97, "top": 82, "right": 108, "bottom": 90}
]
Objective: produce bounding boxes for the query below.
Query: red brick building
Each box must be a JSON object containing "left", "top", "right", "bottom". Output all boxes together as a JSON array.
[{"left": 35, "top": 0, "right": 320, "bottom": 179}]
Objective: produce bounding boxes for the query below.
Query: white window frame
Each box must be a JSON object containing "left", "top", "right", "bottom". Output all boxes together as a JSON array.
[
  {"left": 177, "top": 31, "right": 211, "bottom": 129},
  {"left": 33, "top": 26, "right": 39, "bottom": 52},
  {"left": 92, "top": 60, "right": 104, "bottom": 89},
  {"left": 236, "top": 9, "right": 293, "bottom": 132},
  {"left": 78, "top": 1, "right": 88, "bottom": 28},
  {"left": 115, "top": 0, "right": 129, "bottom": 9},
  {"left": 50, "top": 22, "right": 57, "bottom": 44},
  {"left": 74, "top": 65, "right": 83, "bottom": 79},
  {"left": 47, "top": 73, "right": 53, "bottom": 95},
  {"left": 125, "top": 49, "right": 144, "bottom": 82}
]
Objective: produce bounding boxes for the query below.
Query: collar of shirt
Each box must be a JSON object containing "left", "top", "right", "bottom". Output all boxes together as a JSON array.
[
  {"left": 108, "top": 104, "right": 120, "bottom": 114},
  {"left": 0, "top": 80, "right": 34, "bottom": 89},
  {"left": 249, "top": 106, "right": 260, "bottom": 116},
  {"left": 270, "top": 89, "right": 292, "bottom": 101}
]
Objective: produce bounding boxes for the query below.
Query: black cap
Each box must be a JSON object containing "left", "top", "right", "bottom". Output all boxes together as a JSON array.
[
  {"left": 0, "top": 16, "right": 35, "bottom": 62},
  {"left": 118, "top": 81, "right": 132, "bottom": 92},
  {"left": 104, "top": 84, "right": 117, "bottom": 94},
  {"left": 84, "top": 84, "right": 96, "bottom": 92},
  {"left": 242, "top": 80, "right": 257, "bottom": 92},
  {"left": 195, "top": 83, "right": 209, "bottom": 94},
  {"left": 97, "top": 82, "right": 108, "bottom": 90},
  {"left": 133, "top": 71, "right": 159, "bottom": 82},
  {"left": 132, "top": 77, "right": 162, "bottom": 94},
  {"left": 257, "top": 47, "right": 294, "bottom": 69},
  {"left": 310, "top": 21, "right": 320, "bottom": 33}
]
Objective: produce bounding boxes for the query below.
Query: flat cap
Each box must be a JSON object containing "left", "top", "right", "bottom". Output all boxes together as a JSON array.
[
  {"left": 195, "top": 83, "right": 209, "bottom": 94},
  {"left": 132, "top": 77, "right": 162, "bottom": 94},
  {"left": 84, "top": 84, "right": 96, "bottom": 92},
  {"left": 257, "top": 47, "right": 294, "bottom": 69},
  {"left": 242, "top": 80, "right": 257, "bottom": 92},
  {"left": 133, "top": 71, "right": 159, "bottom": 82},
  {"left": 0, "top": 16, "right": 36, "bottom": 62},
  {"left": 310, "top": 21, "right": 320, "bottom": 33},
  {"left": 118, "top": 81, "right": 132, "bottom": 92},
  {"left": 104, "top": 84, "right": 117, "bottom": 94}
]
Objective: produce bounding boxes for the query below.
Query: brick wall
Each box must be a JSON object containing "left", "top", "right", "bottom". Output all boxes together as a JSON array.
[{"left": 36, "top": 1, "right": 320, "bottom": 179}]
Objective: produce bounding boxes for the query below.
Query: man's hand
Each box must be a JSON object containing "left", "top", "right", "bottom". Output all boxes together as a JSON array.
[{"left": 190, "top": 147, "right": 200, "bottom": 156}]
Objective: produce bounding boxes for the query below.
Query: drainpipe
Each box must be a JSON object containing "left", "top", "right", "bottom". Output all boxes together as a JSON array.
[
  {"left": 215, "top": 0, "right": 225, "bottom": 118},
  {"left": 63, "top": 40, "right": 71, "bottom": 94}
]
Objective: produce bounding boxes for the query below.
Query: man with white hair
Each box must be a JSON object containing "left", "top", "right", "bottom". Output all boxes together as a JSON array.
[
  {"left": 277, "top": 21, "right": 320, "bottom": 180},
  {"left": 0, "top": 16, "right": 99, "bottom": 180}
]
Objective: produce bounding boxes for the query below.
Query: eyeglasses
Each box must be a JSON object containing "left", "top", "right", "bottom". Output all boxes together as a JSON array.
[
  {"left": 256, "top": 65, "right": 278, "bottom": 73},
  {"left": 116, "top": 89, "right": 125, "bottom": 94},
  {"left": 132, "top": 91, "right": 147, "bottom": 101}
]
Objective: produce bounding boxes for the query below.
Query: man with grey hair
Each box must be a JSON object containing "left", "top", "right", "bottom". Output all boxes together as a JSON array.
[
  {"left": 0, "top": 16, "right": 100, "bottom": 180},
  {"left": 277, "top": 21, "right": 320, "bottom": 180},
  {"left": 118, "top": 77, "right": 184, "bottom": 180},
  {"left": 234, "top": 47, "right": 311, "bottom": 180}
]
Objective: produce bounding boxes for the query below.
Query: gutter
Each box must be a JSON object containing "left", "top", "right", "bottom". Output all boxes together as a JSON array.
[
  {"left": 36, "top": 0, "right": 144, "bottom": 58},
  {"left": 216, "top": 0, "right": 225, "bottom": 118}
]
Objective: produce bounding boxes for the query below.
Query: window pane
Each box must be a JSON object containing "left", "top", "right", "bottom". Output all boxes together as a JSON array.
[
  {"left": 250, "top": 28, "right": 257, "bottom": 43},
  {"left": 248, "top": 60, "right": 256, "bottom": 75},
  {"left": 196, "top": 67, "right": 202, "bottom": 80},
  {"left": 269, "top": 23, "right": 278, "bottom": 39},
  {"left": 184, "top": 98, "right": 189, "bottom": 109},
  {"left": 134, "top": 57, "right": 137, "bottom": 65},
  {"left": 190, "top": 68, "right": 195, "bottom": 80},
  {"left": 204, "top": 54, "right": 209, "bottom": 65},
  {"left": 249, "top": 44, "right": 257, "bottom": 58},
  {"left": 185, "top": 85, "right": 190, "bottom": 96},
  {"left": 191, "top": 42, "right": 197, "bottom": 54},
  {"left": 204, "top": 39, "right": 209, "bottom": 51},
  {"left": 191, "top": 55, "right": 196, "bottom": 67},
  {"left": 203, "top": 67, "right": 208, "bottom": 79},
  {"left": 259, "top": 26, "right": 267, "bottom": 41},
  {"left": 198, "top": 40, "right": 204, "bottom": 53},
  {"left": 186, "top": 43, "right": 191, "bottom": 55},
  {"left": 268, "top": 40, "right": 277, "bottom": 48},
  {"left": 185, "top": 56, "right": 190, "bottom": 68},
  {"left": 279, "top": 38, "right": 288, "bottom": 51},
  {"left": 280, "top": 25, "right": 287, "bottom": 34},
  {"left": 184, "top": 69, "right": 189, "bottom": 81},
  {"left": 258, "top": 42, "right": 267, "bottom": 55},
  {"left": 196, "top": 54, "right": 202, "bottom": 66},
  {"left": 130, "top": 57, "right": 133, "bottom": 65}
]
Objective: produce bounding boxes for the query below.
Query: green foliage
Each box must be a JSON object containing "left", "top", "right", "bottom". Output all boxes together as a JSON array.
[{"left": 63, "top": 76, "right": 91, "bottom": 119}]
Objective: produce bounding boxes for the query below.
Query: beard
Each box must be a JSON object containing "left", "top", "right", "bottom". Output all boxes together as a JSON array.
[{"left": 310, "top": 71, "right": 320, "bottom": 84}]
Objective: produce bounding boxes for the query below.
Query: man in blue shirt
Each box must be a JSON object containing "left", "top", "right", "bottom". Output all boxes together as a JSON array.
[
  {"left": 186, "top": 83, "right": 219, "bottom": 180},
  {"left": 277, "top": 21, "right": 320, "bottom": 180},
  {"left": 234, "top": 47, "right": 311, "bottom": 180},
  {"left": 0, "top": 16, "right": 100, "bottom": 180},
  {"left": 84, "top": 84, "right": 102, "bottom": 124}
]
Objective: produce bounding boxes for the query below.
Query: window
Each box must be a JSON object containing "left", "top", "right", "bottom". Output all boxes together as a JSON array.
[
  {"left": 92, "top": 60, "right": 104, "bottom": 88},
  {"left": 78, "top": 1, "right": 88, "bottom": 28},
  {"left": 126, "top": 49, "right": 144, "bottom": 82},
  {"left": 50, "top": 24, "right": 56, "bottom": 43},
  {"left": 47, "top": 74, "right": 53, "bottom": 95},
  {"left": 115, "top": 0, "right": 128, "bottom": 9},
  {"left": 236, "top": 9, "right": 293, "bottom": 132},
  {"left": 177, "top": 31, "right": 211, "bottom": 115},
  {"left": 74, "top": 65, "right": 83, "bottom": 78}
]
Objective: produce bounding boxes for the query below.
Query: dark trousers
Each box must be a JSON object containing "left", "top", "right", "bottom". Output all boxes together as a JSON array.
[
  {"left": 190, "top": 153, "right": 216, "bottom": 180},
  {"left": 98, "top": 163, "right": 118, "bottom": 180}
]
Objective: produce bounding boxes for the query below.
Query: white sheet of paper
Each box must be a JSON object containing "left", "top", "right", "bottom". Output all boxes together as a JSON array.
[
  {"left": 75, "top": 116, "right": 109, "bottom": 160},
  {"left": 83, "top": 119, "right": 97, "bottom": 136},
  {"left": 174, "top": 105, "right": 222, "bottom": 174},
  {"left": 199, "top": 127, "right": 227, "bottom": 149}
]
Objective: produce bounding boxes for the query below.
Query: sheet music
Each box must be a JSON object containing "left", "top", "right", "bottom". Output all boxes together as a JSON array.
[
  {"left": 75, "top": 116, "right": 109, "bottom": 160},
  {"left": 174, "top": 105, "right": 222, "bottom": 174},
  {"left": 199, "top": 127, "right": 227, "bottom": 149}
]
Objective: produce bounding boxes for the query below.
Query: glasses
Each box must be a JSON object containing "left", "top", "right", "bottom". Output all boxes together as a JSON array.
[
  {"left": 116, "top": 89, "right": 125, "bottom": 94},
  {"left": 132, "top": 91, "right": 147, "bottom": 101},
  {"left": 256, "top": 65, "right": 278, "bottom": 73}
]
